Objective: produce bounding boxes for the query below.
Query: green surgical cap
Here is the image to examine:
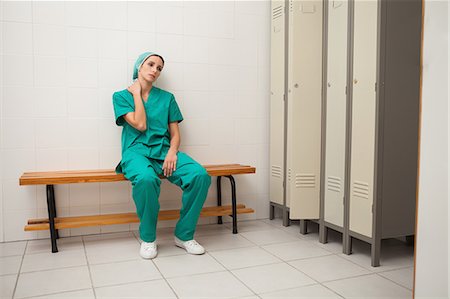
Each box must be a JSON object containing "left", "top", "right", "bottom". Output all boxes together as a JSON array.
[{"left": 132, "top": 52, "right": 165, "bottom": 80}]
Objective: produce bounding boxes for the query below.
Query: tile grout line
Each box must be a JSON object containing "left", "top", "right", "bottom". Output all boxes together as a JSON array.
[
  {"left": 18, "top": 288, "right": 93, "bottom": 299},
  {"left": 206, "top": 251, "right": 259, "bottom": 298},
  {"left": 375, "top": 270, "right": 414, "bottom": 292},
  {"left": 130, "top": 227, "right": 180, "bottom": 299},
  {"left": 82, "top": 236, "right": 97, "bottom": 299},
  {"left": 11, "top": 240, "right": 28, "bottom": 299}
]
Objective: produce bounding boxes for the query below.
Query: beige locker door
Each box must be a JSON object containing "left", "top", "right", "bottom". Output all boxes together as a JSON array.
[
  {"left": 349, "top": 0, "right": 378, "bottom": 237},
  {"left": 324, "top": 0, "right": 348, "bottom": 227},
  {"left": 288, "top": 0, "right": 323, "bottom": 219},
  {"left": 270, "top": 0, "right": 285, "bottom": 206}
]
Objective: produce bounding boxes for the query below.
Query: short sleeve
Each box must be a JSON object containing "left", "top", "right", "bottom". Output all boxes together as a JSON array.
[
  {"left": 113, "top": 92, "right": 134, "bottom": 126},
  {"left": 168, "top": 94, "right": 184, "bottom": 124}
]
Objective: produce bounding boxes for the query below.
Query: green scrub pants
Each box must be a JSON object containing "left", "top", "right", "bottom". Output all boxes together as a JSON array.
[{"left": 121, "top": 147, "right": 211, "bottom": 242}]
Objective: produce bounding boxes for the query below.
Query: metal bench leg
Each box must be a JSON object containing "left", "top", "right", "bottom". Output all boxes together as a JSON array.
[
  {"left": 46, "top": 185, "right": 58, "bottom": 253},
  {"left": 225, "top": 175, "right": 238, "bottom": 234},
  {"left": 217, "top": 176, "right": 223, "bottom": 224}
]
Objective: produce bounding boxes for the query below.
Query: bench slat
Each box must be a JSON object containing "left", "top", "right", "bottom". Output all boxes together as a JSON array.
[
  {"left": 20, "top": 164, "right": 256, "bottom": 185},
  {"left": 24, "top": 205, "right": 254, "bottom": 231}
]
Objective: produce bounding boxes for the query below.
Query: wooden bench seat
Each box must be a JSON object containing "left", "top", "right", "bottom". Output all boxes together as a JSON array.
[{"left": 19, "top": 164, "right": 256, "bottom": 253}]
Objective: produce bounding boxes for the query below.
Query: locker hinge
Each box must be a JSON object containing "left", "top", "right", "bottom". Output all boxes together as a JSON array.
[
  {"left": 372, "top": 204, "right": 374, "bottom": 213},
  {"left": 345, "top": 86, "right": 347, "bottom": 95},
  {"left": 282, "top": 181, "right": 286, "bottom": 188},
  {"left": 375, "top": 82, "right": 377, "bottom": 92},
  {"left": 283, "top": 94, "right": 286, "bottom": 101}
]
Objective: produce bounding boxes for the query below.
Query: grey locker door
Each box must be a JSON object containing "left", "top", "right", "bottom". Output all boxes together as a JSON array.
[
  {"left": 288, "top": 0, "right": 323, "bottom": 219},
  {"left": 349, "top": 0, "right": 378, "bottom": 238},
  {"left": 324, "top": 0, "right": 348, "bottom": 227},
  {"left": 270, "top": 0, "right": 286, "bottom": 206}
]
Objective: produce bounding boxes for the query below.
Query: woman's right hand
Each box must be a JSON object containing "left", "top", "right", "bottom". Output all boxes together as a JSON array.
[{"left": 127, "top": 80, "right": 141, "bottom": 97}]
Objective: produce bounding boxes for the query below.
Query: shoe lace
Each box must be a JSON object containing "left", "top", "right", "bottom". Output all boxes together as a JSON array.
[
  {"left": 184, "top": 240, "right": 200, "bottom": 248},
  {"left": 142, "top": 242, "right": 156, "bottom": 251}
]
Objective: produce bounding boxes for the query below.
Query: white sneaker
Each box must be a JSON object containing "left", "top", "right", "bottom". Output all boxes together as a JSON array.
[
  {"left": 140, "top": 241, "right": 157, "bottom": 259},
  {"left": 174, "top": 237, "right": 205, "bottom": 255}
]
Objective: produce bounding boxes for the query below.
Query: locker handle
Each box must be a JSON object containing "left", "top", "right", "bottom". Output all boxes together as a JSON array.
[{"left": 353, "top": 79, "right": 358, "bottom": 84}]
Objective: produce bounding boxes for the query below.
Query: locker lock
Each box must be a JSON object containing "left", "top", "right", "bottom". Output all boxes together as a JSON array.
[
  {"left": 353, "top": 79, "right": 358, "bottom": 84},
  {"left": 294, "top": 83, "right": 299, "bottom": 88}
]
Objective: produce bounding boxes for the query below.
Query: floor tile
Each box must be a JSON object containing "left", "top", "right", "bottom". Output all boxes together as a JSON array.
[
  {"left": 196, "top": 234, "right": 255, "bottom": 251},
  {"left": 0, "top": 255, "right": 22, "bottom": 275},
  {"left": 289, "top": 255, "right": 371, "bottom": 282},
  {"left": 0, "top": 241, "right": 26, "bottom": 257},
  {"left": 262, "top": 240, "right": 332, "bottom": 261},
  {"left": 240, "top": 229, "right": 300, "bottom": 246},
  {"left": 26, "top": 237, "right": 84, "bottom": 255},
  {"left": 154, "top": 253, "right": 225, "bottom": 278},
  {"left": 28, "top": 288, "right": 95, "bottom": 298},
  {"left": 21, "top": 250, "right": 87, "bottom": 273},
  {"left": 225, "top": 220, "right": 278, "bottom": 233},
  {"left": 324, "top": 273, "right": 412, "bottom": 298},
  {"left": 95, "top": 279, "right": 176, "bottom": 299},
  {"left": 232, "top": 262, "right": 315, "bottom": 294},
  {"left": 194, "top": 223, "right": 234, "bottom": 236},
  {"left": 260, "top": 284, "right": 343, "bottom": 298},
  {"left": 84, "top": 234, "right": 140, "bottom": 265},
  {"left": 15, "top": 266, "right": 92, "bottom": 298},
  {"left": 0, "top": 274, "right": 17, "bottom": 299},
  {"left": 209, "top": 246, "right": 281, "bottom": 270},
  {"left": 83, "top": 231, "right": 138, "bottom": 246},
  {"left": 152, "top": 238, "right": 188, "bottom": 257},
  {"left": 167, "top": 271, "right": 254, "bottom": 298},
  {"left": 90, "top": 259, "right": 162, "bottom": 287},
  {"left": 378, "top": 267, "right": 414, "bottom": 290}
]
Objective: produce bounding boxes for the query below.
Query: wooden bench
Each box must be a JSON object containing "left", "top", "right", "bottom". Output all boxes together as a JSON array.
[{"left": 19, "top": 164, "right": 256, "bottom": 253}]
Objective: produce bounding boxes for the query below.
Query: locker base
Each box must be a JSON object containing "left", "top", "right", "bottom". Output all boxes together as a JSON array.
[{"left": 269, "top": 202, "right": 290, "bottom": 227}]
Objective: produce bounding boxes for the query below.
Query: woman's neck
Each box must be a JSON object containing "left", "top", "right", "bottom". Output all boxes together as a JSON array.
[{"left": 138, "top": 78, "right": 153, "bottom": 100}]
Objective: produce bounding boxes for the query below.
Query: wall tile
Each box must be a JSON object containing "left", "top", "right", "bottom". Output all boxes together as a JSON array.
[
  {"left": 183, "top": 7, "right": 209, "bottom": 37},
  {"left": 183, "top": 36, "right": 209, "bottom": 64},
  {"left": 67, "top": 87, "right": 99, "bottom": 118},
  {"left": 156, "top": 6, "right": 184, "bottom": 35},
  {"left": 4, "top": 210, "right": 37, "bottom": 241},
  {"left": 3, "top": 22, "right": 33, "bottom": 55},
  {"left": 36, "top": 148, "right": 68, "bottom": 171},
  {"left": 2, "top": 86, "right": 35, "bottom": 118},
  {"left": 183, "top": 63, "right": 209, "bottom": 92},
  {"left": 127, "top": 2, "right": 156, "bottom": 33},
  {"left": 65, "top": 1, "right": 98, "bottom": 28},
  {"left": 208, "top": 11, "right": 234, "bottom": 39},
  {"left": 179, "top": 118, "right": 210, "bottom": 146},
  {"left": 97, "top": 2, "right": 127, "bottom": 30},
  {"left": 35, "top": 118, "right": 68, "bottom": 148},
  {"left": 68, "top": 148, "right": 99, "bottom": 169},
  {"left": 99, "top": 147, "right": 122, "bottom": 169},
  {"left": 68, "top": 118, "right": 99, "bottom": 148},
  {"left": 98, "top": 30, "right": 127, "bottom": 60},
  {"left": 34, "top": 56, "right": 66, "bottom": 88},
  {"left": 66, "top": 27, "right": 98, "bottom": 58},
  {"left": 98, "top": 59, "right": 128, "bottom": 90},
  {"left": 34, "top": 87, "right": 67, "bottom": 117},
  {"left": 32, "top": 1, "right": 65, "bottom": 25},
  {"left": 1, "top": 1, "right": 32, "bottom": 22},
  {"left": 2, "top": 55, "right": 33, "bottom": 86},
  {"left": 1, "top": 118, "right": 35, "bottom": 149},
  {"left": 3, "top": 179, "right": 36, "bottom": 211},
  {"left": 100, "top": 181, "right": 131, "bottom": 205},
  {"left": 69, "top": 183, "right": 100, "bottom": 207},
  {"left": 98, "top": 119, "right": 122, "bottom": 148},
  {"left": 67, "top": 57, "right": 98, "bottom": 88},
  {"left": 33, "top": 24, "right": 66, "bottom": 56}
]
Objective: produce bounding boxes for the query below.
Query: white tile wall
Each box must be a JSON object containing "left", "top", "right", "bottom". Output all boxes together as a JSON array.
[{"left": 1, "top": 0, "right": 271, "bottom": 242}]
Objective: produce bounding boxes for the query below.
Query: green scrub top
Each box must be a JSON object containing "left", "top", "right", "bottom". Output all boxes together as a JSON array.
[{"left": 112, "top": 86, "right": 184, "bottom": 174}]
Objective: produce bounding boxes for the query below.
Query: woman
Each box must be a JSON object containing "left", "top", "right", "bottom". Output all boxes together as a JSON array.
[{"left": 112, "top": 52, "right": 211, "bottom": 259}]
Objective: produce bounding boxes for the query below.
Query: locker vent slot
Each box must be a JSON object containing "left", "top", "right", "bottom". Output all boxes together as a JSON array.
[
  {"left": 272, "top": 5, "right": 283, "bottom": 20},
  {"left": 327, "top": 176, "right": 341, "bottom": 193},
  {"left": 288, "top": 168, "right": 292, "bottom": 181},
  {"left": 352, "top": 181, "right": 370, "bottom": 199},
  {"left": 333, "top": 1, "right": 344, "bottom": 9},
  {"left": 271, "top": 165, "right": 282, "bottom": 178},
  {"left": 289, "top": 0, "right": 293, "bottom": 12},
  {"left": 295, "top": 174, "right": 316, "bottom": 188}
]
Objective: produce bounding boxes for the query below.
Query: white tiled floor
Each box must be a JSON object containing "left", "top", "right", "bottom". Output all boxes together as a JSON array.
[{"left": 0, "top": 219, "right": 414, "bottom": 298}]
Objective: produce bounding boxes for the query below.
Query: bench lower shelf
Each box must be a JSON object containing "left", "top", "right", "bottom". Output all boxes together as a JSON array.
[{"left": 25, "top": 204, "right": 254, "bottom": 231}]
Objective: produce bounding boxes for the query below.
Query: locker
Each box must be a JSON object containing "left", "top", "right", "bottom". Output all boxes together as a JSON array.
[
  {"left": 322, "top": 0, "right": 349, "bottom": 231},
  {"left": 270, "top": 0, "right": 323, "bottom": 224},
  {"left": 269, "top": 0, "right": 286, "bottom": 213},
  {"left": 318, "top": 0, "right": 421, "bottom": 266},
  {"left": 287, "top": 0, "right": 323, "bottom": 220}
]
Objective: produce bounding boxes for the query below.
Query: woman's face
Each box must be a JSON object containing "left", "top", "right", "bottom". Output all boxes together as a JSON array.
[{"left": 139, "top": 55, "right": 164, "bottom": 83}]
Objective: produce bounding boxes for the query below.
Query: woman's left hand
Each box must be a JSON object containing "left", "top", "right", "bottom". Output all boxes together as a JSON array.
[{"left": 163, "top": 151, "right": 178, "bottom": 177}]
